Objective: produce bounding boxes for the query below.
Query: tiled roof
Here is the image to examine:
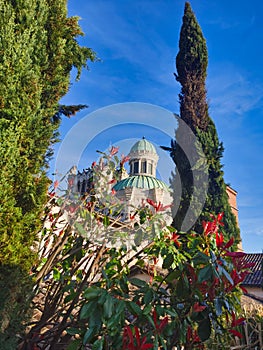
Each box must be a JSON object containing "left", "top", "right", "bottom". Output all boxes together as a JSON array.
[
  {"left": 113, "top": 175, "right": 170, "bottom": 191},
  {"left": 241, "top": 253, "right": 263, "bottom": 287}
]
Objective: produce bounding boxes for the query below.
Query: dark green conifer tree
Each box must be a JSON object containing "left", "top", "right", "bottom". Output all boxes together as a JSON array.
[
  {"left": 168, "top": 2, "right": 239, "bottom": 241},
  {"left": 0, "top": 0, "right": 95, "bottom": 347}
]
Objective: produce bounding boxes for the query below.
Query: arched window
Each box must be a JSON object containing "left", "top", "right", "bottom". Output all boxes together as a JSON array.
[
  {"left": 148, "top": 162, "right": 153, "bottom": 175},
  {"left": 141, "top": 160, "right": 147, "bottom": 173},
  {"left": 133, "top": 161, "right": 139, "bottom": 174}
]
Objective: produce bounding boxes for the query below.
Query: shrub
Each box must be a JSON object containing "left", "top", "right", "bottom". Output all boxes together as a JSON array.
[{"left": 22, "top": 152, "right": 251, "bottom": 350}]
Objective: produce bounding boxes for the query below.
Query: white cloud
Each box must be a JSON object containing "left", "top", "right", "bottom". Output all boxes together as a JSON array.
[
  {"left": 207, "top": 18, "right": 240, "bottom": 30},
  {"left": 207, "top": 64, "right": 263, "bottom": 119}
]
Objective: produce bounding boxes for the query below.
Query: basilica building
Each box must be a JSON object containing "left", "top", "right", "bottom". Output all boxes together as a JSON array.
[
  {"left": 68, "top": 137, "right": 238, "bottom": 229},
  {"left": 68, "top": 137, "right": 173, "bottom": 222},
  {"left": 113, "top": 137, "right": 172, "bottom": 220}
]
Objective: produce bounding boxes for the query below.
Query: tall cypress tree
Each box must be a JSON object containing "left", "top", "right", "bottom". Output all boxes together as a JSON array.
[
  {"left": 175, "top": 2, "right": 209, "bottom": 132},
  {"left": 168, "top": 2, "right": 239, "bottom": 242},
  {"left": 0, "top": 0, "right": 95, "bottom": 346}
]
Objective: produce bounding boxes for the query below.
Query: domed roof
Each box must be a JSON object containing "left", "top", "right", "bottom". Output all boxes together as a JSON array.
[
  {"left": 113, "top": 175, "right": 170, "bottom": 191},
  {"left": 129, "top": 137, "right": 157, "bottom": 155}
]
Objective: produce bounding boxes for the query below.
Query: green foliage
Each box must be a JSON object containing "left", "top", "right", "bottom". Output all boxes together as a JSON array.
[
  {"left": 0, "top": 0, "right": 95, "bottom": 345},
  {"left": 175, "top": 2, "right": 209, "bottom": 132},
  {"left": 22, "top": 153, "right": 249, "bottom": 350},
  {"left": 0, "top": 266, "right": 34, "bottom": 350},
  {"left": 169, "top": 2, "right": 240, "bottom": 242},
  {"left": 196, "top": 120, "right": 240, "bottom": 240},
  {"left": 176, "top": 3, "right": 208, "bottom": 80}
]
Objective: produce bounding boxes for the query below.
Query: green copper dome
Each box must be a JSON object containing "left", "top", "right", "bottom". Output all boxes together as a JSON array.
[
  {"left": 129, "top": 138, "right": 157, "bottom": 155},
  {"left": 113, "top": 175, "right": 170, "bottom": 191}
]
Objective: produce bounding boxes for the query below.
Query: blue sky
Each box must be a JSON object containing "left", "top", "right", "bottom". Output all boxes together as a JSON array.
[{"left": 55, "top": 0, "right": 263, "bottom": 253}]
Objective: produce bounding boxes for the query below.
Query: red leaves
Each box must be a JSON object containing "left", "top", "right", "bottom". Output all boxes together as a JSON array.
[
  {"left": 153, "top": 256, "right": 158, "bottom": 265},
  {"left": 152, "top": 309, "right": 168, "bottom": 334},
  {"left": 216, "top": 212, "right": 224, "bottom": 224},
  {"left": 121, "top": 154, "right": 130, "bottom": 166},
  {"left": 240, "top": 285, "right": 248, "bottom": 294},
  {"left": 54, "top": 180, "right": 59, "bottom": 190},
  {"left": 242, "top": 261, "right": 255, "bottom": 269},
  {"left": 146, "top": 199, "right": 172, "bottom": 212},
  {"left": 186, "top": 326, "right": 203, "bottom": 346},
  {"left": 122, "top": 309, "right": 168, "bottom": 349},
  {"left": 122, "top": 326, "right": 153, "bottom": 350},
  {"left": 224, "top": 269, "right": 244, "bottom": 293},
  {"left": 231, "top": 312, "right": 245, "bottom": 328},
  {"left": 49, "top": 179, "right": 59, "bottom": 195},
  {"left": 187, "top": 264, "right": 198, "bottom": 285},
  {"left": 170, "top": 232, "right": 181, "bottom": 248},
  {"left": 231, "top": 269, "right": 243, "bottom": 286},
  {"left": 201, "top": 216, "right": 252, "bottom": 294},
  {"left": 228, "top": 312, "right": 245, "bottom": 339},
  {"left": 109, "top": 146, "right": 119, "bottom": 156},
  {"left": 198, "top": 277, "right": 220, "bottom": 301},
  {"left": 193, "top": 302, "right": 206, "bottom": 313},
  {"left": 108, "top": 178, "right": 117, "bottom": 185},
  {"left": 229, "top": 253, "right": 254, "bottom": 273},
  {"left": 130, "top": 213, "right": 136, "bottom": 220},
  {"left": 123, "top": 326, "right": 134, "bottom": 349},
  {"left": 224, "top": 237, "right": 234, "bottom": 249},
  {"left": 229, "top": 329, "right": 243, "bottom": 338},
  {"left": 146, "top": 198, "right": 156, "bottom": 208},
  {"left": 216, "top": 232, "right": 235, "bottom": 250},
  {"left": 202, "top": 219, "right": 217, "bottom": 236},
  {"left": 202, "top": 212, "right": 224, "bottom": 236},
  {"left": 202, "top": 213, "right": 238, "bottom": 259},
  {"left": 216, "top": 231, "right": 224, "bottom": 248},
  {"left": 164, "top": 230, "right": 181, "bottom": 248},
  {"left": 122, "top": 310, "right": 168, "bottom": 349},
  {"left": 224, "top": 251, "right": 246, "bottom": 258}
]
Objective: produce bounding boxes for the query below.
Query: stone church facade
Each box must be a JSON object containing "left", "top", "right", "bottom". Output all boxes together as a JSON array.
[
  {"left": 68, "top": 137, "right": 239, "bottom": 233},
  {"left": 113, "top": 137, "right": 172, "bottom": 221},
  {"left": 68, "top": 137, "right": 173, "bottom": 222}
]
